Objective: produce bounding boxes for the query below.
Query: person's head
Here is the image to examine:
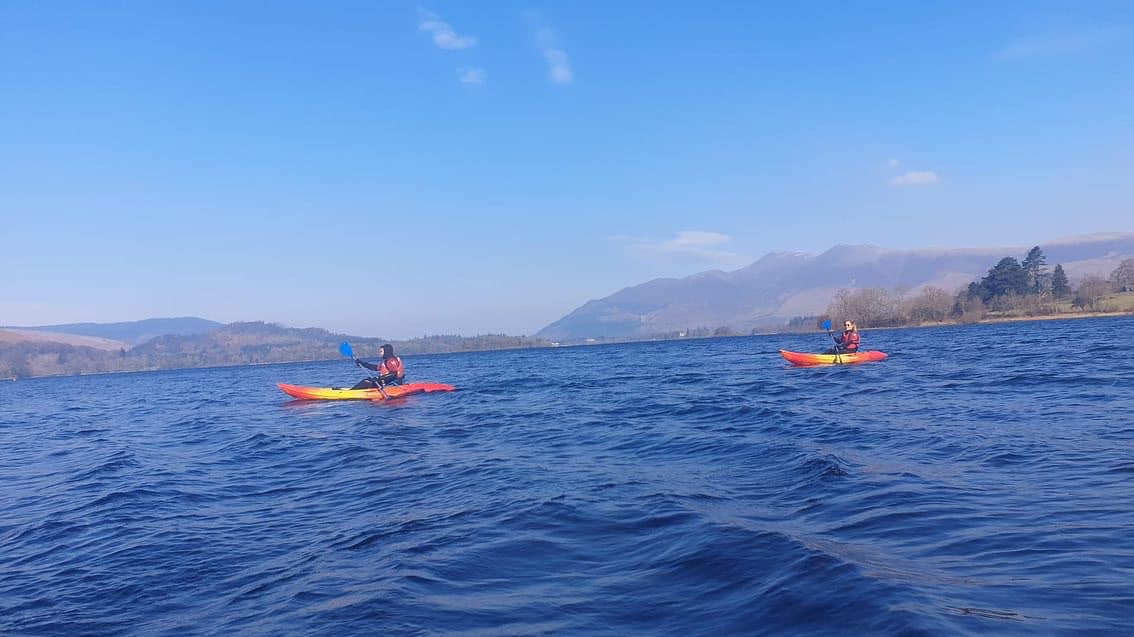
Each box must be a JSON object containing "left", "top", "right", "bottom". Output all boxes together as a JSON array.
[
  {"left": 844, "top": 321, "right": 857, "bottom": 332},
  {"left": 380, "top": 343, "right": 395, "bottom": 358}
]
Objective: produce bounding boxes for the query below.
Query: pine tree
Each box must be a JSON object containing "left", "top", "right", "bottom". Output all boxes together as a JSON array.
[
  {"left": 1021, "top": 246, "right": 1049, "bottom": 294},
  {"left": 978, "top": 257, "right": 1029, "bottom": 301},
  {"left": 1051, "top": 264, "right": 1070, "bottom": 299}
]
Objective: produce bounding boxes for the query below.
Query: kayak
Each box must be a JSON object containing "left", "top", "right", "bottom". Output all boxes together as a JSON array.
[
  {"left": 278, "top": 382, "right": 456, "bottom": 401},
  {"left": 780, "top": 350, "right": 888, "bottom": 366}
]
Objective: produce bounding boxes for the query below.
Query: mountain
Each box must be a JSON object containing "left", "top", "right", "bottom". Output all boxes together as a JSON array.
[
  {"left": 0, "top": 328, "right": 129, "bottom": 351},
  {"left": 537, "top": 233, "right": 1134, "bottom": 340},
  {"left": 4, "top": 317, "right": 224, "bottom": 345}
]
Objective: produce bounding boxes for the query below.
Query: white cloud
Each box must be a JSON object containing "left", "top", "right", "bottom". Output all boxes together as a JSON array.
[
  {"left": 996, "top": 29, "right": 1124, "bottom": 61},
  {"left": 887, "top": 158, "right": 901, "bottom": 169},
  {"left": 536, "top": 27, "right": 573, "bottom": 84},
  {"left": 890, "top": 171, "right": 940, "bottom": 186},
  {"left": 458, "top": 67, "right": 486, "bottom": 85},
  {"left": 419, "top": 11, "right": 477, "bottom": 50},
  {"left": 616, "top": 231, "right": 747, "bottom": 267}
]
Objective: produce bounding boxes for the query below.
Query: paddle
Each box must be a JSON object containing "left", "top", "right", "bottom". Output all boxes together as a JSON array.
[
  {"left": 822, "top": 320, "right": 843, "bottom": 364},
  {"left": 339, "top": 341, "right": 387, "bottom": 398}
]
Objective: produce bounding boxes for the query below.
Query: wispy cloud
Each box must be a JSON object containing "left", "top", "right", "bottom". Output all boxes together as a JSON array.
[
  {"left": 458, "top": 67, "right": 486, "bottom": 86},
  {"left": 890, "top": 171, "right": 940, "bottom": 187},
  {"left": 535, "top": 27, "right": 573, "bottom": 84},
  {"left": 886, "top": 158, "right": 939, "bottom": 186},
  {"left": 996, "top": 28, "right": 1125, "bottom": 61},
  {"left": 615, "top": 231, "right": 747, "bottom": 267},
  {"left": 419, "top": 10, "right": 477, "bottom": 50}
]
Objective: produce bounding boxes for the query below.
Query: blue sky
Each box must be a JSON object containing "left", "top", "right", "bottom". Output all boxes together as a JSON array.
[{"left": 3, "top": 2, "right": 1132, "bottom": 338}]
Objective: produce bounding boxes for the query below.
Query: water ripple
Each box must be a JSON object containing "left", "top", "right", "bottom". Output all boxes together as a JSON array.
[{"left": 2, "top": 316, "right": 1133, "bottom": 635}]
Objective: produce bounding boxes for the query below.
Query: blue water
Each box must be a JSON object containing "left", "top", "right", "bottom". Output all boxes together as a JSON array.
[{"left": 2, "top": 317, "right": 1133, "bottom": 636}]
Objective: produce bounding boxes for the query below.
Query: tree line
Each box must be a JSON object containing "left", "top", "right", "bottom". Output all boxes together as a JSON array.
[{"left": 821, "top": 248, "right": 1134, "bottom": 328}]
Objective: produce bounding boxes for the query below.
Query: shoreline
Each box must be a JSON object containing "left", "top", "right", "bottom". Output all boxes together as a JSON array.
[
  {"left": 884, "top": 310, "right": 1134, "bottom": 331},
  {"left": 4, "top": 311, "right": 1132, "bottom": 381},
  {"left": 755, "top": 309, "right": 1134, "bottom": 338}
]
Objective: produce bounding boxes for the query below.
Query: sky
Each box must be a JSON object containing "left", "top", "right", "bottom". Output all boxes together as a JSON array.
[{"left": 2, "top": 1, "right": 1132, "bottom": 338}]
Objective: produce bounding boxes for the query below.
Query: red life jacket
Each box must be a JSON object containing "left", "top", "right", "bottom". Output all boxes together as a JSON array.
[
  {"left": 842, "top": 330, "right": 860, "bottom": 352},
  {"left": 380, "top": 356, "right": 405, "bottom": 379}
]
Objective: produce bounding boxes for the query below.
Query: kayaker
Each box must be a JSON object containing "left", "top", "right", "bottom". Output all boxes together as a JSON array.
[
  {"left": 827, "top": 320, "right": 860, "bottom": 354},
  {"left": 351, "top": 344, "right": 406, "bottom": 389}
]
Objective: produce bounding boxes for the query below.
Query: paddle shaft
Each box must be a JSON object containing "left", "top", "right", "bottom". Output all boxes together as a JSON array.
[
  {"left": 825, "top": 325, "right": 843, "bottom": 364},
  {"left": 342, "top": 341, "right": 388, "bottom": 398}
]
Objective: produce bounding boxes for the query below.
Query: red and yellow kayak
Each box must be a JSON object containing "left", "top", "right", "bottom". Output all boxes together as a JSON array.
[
  {"left": 780, "top": 350, "right": 888, "bottom": 366},
  {"left": 278, "top": 382, "right": 456, "bottom": 401}
]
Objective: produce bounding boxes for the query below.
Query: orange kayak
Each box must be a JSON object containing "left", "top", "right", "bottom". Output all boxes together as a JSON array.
[
  {"left": 780, "top": 350, "right": 888, "bottom": 366},
  {"left": 278, "top": 382, "right": 456, "bottom": 401}
]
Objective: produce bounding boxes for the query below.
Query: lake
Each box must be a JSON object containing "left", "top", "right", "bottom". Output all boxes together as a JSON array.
[{"left": 2, "top": 316, "right": 1132, "bottom": 635}]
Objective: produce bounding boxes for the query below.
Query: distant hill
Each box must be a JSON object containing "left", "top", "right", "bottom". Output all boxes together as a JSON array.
[
  {"left": 4, "top": 317, "right": 224, "bottom": 345},
  {"left": 0, "top": 321, "right": 550, "bottom": 379},
  {"left": 537, "top": 233, "right": 1134, "bottom": 340},
  {"left": 0, "top": 328, "right": 129, "bottom": 351}
]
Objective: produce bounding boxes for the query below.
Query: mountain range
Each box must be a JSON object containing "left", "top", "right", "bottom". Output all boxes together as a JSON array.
[
  {"left": 3, "top": 317, "right": 223, "bottom": 345},
  {"left": 0, "top": 319, "right": 549, "bottom": 379},
  {"left": 4, "top": 233, "right": 1132, "bottom": 351},
  {"left": 537, "top": 233, "right": 1134, "bottom": 340}
]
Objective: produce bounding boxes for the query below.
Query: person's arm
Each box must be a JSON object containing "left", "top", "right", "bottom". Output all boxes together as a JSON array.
[{"left": 356, "top": 359, "right": 380, "bottom": 372}]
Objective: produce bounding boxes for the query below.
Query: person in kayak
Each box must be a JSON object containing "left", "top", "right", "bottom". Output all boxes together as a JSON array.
[
  {"left": 827, "top": 320, "right": 861, "bottom": 354},
  {"left": 351, "top": 344, "right": 406, "bottom": 389}
]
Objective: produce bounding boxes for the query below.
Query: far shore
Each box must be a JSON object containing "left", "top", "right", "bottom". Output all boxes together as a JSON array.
[
  {"left": 878, "top": 310, "right": 1134, "bottom": 331},
  {"left": 4, "top": 310, "right": 1132, "bottom": 381}
]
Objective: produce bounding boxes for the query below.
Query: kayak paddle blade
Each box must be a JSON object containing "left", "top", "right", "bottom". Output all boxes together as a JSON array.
[
  {"left": 339, "top": 341, "right": 354, "bottom": 358},
  {"left": 822, "top": 319, "right": 832, "bottom": 331}
]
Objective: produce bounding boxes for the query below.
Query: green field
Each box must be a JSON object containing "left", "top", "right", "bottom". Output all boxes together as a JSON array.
[
  {"left": 981, "top": 291, "right": 1134, "bottom": 320},
  {"left": 1047, "top": 290, "right": 1134, "bottom": 313},
  {"left": 1099, "top": 290, "right": 1134, "bottom": 312}
]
